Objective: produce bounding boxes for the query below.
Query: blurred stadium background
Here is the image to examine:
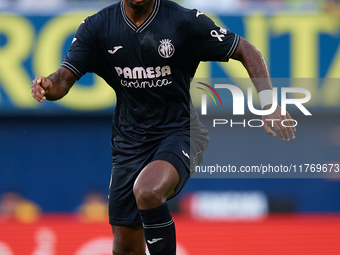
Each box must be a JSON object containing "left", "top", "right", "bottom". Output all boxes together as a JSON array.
[{"left": 1, "top": 0, "right": 340, "bottom": 254}]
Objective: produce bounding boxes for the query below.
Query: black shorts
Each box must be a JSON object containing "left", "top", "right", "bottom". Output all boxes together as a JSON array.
[{"left": 108, "top": 130, "right": 205, "bottom": 226}]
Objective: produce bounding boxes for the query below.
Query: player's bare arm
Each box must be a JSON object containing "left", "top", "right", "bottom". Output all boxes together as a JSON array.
[
  {"left": 231, "top": 37, "right": 296, "bottom": 141},
  {"left": 31, "top": 67, "right": 77, "bottom": 103}
]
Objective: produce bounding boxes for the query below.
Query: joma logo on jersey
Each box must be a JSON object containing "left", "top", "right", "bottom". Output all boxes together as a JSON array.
[{"left": 114, "top": 66, "right": 171, "bottom": 79}]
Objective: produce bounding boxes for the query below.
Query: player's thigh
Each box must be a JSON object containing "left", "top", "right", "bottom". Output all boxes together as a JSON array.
[
  {"left": 111, "top": 225, "right": 145, "bottom": 255},
  {"left": 133, "top": 160, "right": 179, "bottom": 209}
]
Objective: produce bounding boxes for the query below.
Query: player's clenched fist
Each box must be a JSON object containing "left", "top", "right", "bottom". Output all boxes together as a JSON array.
[{"left": 31, "top": 76, "right": 53, "bottom": 103}]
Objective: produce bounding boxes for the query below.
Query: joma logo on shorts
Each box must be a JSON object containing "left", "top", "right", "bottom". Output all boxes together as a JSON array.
[{"left": 114, "top": 66, "right": 171, "bottom": 79}]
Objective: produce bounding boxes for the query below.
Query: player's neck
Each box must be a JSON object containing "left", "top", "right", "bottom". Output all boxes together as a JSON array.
[{"left": 124, "top": 0, "right": 155, "bottom": 27}]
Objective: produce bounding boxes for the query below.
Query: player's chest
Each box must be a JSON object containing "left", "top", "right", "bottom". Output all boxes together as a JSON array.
[{"left": 101, "top": 27, "right": 187, "bottom": 67}]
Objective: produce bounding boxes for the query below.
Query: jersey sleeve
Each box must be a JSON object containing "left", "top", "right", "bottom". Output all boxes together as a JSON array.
[
  {"left": 188, "top": 10, "right": 240, "bottom": 62},
  {"left": 61, "top": 17, "right": 99, "bottom": 79}
]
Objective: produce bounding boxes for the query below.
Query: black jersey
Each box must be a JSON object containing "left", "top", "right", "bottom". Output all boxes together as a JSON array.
[{"left": 62, "top": 0, "right": 240, "bottom": 163}]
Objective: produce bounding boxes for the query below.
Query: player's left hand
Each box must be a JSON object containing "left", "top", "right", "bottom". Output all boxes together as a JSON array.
[{"left": 262, "top": 105, "right": 296, "bottom": 141}]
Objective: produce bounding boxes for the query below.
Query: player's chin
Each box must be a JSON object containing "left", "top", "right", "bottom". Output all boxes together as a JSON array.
[{"left": 128, "top": 0, "right": 151, "bottom": 9}]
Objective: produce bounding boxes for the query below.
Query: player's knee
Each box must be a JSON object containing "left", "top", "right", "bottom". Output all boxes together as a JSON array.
[{"left": 133, "top": 183, "right": 163, "bottom": 209}]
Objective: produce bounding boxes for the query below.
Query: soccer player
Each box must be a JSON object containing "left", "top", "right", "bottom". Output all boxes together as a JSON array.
[{"left": 31, "top": 0, "right": 296, "bottom": 254}]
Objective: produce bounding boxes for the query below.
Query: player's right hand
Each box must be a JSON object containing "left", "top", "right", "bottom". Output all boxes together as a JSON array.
[{"left": 31, "top": 76, "right": 53, "bottom": 103}]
